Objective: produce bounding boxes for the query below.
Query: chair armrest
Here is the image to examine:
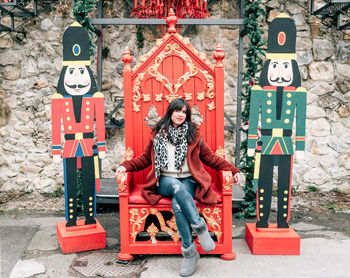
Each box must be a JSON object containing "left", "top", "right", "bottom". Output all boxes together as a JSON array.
[
  {"left": 219, "top": 170, "right": 233, "bottom": 195},
  {"left": 116, "top": 172, "right": 132, "bottom": 197}
]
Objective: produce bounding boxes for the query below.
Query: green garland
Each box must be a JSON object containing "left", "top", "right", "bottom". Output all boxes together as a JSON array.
[
  {"left": 73, "top": 0, "right": 97, "bottom": 57},
  {"left": 236, "top": 0, "right": 265, "bottom": 219}
]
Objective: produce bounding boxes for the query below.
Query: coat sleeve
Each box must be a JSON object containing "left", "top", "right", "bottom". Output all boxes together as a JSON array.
[
  {"left": 120, "top": 136, "right": 153, "bottom": 172},
  {"left": 199, "top": 139, "right": 240, "bottom": 175}
]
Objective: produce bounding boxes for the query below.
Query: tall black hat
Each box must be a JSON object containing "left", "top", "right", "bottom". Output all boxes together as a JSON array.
[
  {"left": 266, "top": 13, "right": 296, "bottom": 60},
  {"left": 62, "top": 22, "right": 91, "bottom": 66}
]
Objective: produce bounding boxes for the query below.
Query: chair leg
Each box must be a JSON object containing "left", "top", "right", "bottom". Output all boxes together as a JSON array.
[
  {"left": 220, "top": 251, "right": 236, "bottom": 260},
  {"left": 117, "top": 252, "right": 133, "bottom": 261}
]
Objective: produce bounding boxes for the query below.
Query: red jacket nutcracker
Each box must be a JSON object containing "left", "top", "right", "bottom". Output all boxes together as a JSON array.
[{"left": 52, "top": 22, "right": 106, "bottom": 227}]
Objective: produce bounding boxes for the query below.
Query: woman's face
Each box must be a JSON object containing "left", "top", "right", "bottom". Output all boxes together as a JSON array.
[{"left": 171, "top": 106, "right": 187, "bottom": 128}]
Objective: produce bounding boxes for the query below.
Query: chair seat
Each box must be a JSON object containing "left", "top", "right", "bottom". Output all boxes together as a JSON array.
[{"left": 128, "top": 182, "right": 223, "bottom": 204}]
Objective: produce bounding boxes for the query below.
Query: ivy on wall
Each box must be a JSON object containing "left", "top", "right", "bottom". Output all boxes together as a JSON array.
[
  {"left": 136, "top": 25, "right": 145, "bottom": 49},
  {"left": 237, "top": 0, "right": 265, "bottom": 219},
  {"left": 73, "top": 0, "right": 97, "bottom": 57}
]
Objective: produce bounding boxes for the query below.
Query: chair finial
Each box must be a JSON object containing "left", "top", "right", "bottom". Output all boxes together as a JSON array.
[
  {"left": 213, "top": 44, "right": 225, "bottom": 68},
  {"left": 166, "top": 8, "right": 178, "bottom": 34},
  {"left": 122, "top": 47, "right": 133, "bottom": 71}
]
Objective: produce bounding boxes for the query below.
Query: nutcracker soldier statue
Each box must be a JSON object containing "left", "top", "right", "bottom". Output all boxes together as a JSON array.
[
  {"left": 52, "top": 22, "right": 106, "bottom": 253},
  {"left": 245, "top": 14, "right": 306, "bottom": 255}
]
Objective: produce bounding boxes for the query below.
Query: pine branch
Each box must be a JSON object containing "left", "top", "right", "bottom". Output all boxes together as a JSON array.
[{"left": 237, "top": 0, "right": 266, "bottom": 219}]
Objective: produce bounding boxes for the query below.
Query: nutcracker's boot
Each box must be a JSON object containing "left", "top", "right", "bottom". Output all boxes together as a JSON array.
[
  {"left": 180, "top": 243, "right": 200, "bottom": 277},
  {"left": 191, "top": 217, "right": 215, "bottom": 252},
  {"left": 82, "top": 156, "right": 96, "bottom": 225},
  {"left": 65, "top": 158, "right": 78, "bottom": 227}
]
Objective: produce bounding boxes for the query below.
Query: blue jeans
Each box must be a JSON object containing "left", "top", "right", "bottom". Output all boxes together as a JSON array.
[{"left": 157, "top": 176, "right": 202, "bottom": 248}]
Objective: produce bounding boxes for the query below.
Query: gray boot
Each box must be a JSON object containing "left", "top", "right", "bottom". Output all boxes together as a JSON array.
[
  {"left": 191, "top": 217, "right": 215, "bottom": 252},
  {"left": 180, "top": 243, "right": 200, "bottom": 277}
]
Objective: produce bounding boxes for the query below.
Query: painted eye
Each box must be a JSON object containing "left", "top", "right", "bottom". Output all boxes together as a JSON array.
[
  {"left": 284, "top": 64, "right": 289, "bottom": 69},
  {"left": 69, "top": 69, "right": 74, "bottom": 74},
  {"left": 80, "top": 69, "right": 85, "bottom": 74},
  {"left": 273, "top": 64, "right": 277, "bottom": 68}
]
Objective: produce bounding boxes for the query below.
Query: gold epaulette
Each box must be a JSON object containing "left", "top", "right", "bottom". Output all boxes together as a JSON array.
[
  {"left": 52, "top": 93, "right": 63, "bottom": 99},
  {"left": 251, "top": 85, "right": 262, "bottom": 90},
  {"left": 296, "top": 87, "right": 307, "bottom": 93},
  {"left": 93, "top": 92, "right": 104, "bottom": 98}
]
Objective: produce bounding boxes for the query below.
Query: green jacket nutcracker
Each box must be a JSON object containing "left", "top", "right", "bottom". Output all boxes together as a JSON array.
[{"left": 247, "top": 14, "right": 306, "bottom": 228}]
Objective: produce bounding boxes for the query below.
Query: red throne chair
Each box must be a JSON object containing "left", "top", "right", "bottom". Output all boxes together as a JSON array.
[{"left": 117, "top": 11, "right": 236, "bottom": 261}]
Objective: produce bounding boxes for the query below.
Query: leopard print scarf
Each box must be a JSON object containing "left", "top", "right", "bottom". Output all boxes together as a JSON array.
[{"left": 154, "top": 121, "right": 188, "bottom": 179}]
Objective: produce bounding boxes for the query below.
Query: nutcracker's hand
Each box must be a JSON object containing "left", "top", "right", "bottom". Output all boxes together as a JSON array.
[
  {"left": 295, "top": 150, "right": 304, "bottom": 161},
  {"left": 233, "top": 173, "right": 240, "bottom": 185},
  {"left": 99, "top": 151, "right": 106, "bottom": 159},
  {"left": 247, "top": 149, "right": 255, "bottom": 157},
  {"left": 53, "top": 155, "right": 61, "bottom": 164}
]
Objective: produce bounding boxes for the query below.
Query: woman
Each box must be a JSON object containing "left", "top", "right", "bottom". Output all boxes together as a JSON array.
[{"left": 116, "top": 98, "right": 240, "bottom": 277}]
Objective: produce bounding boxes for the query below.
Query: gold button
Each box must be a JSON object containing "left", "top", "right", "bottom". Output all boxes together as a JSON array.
[
  {"left": 89, "top": 197, "right": 93, "bottom": 200},
  {"left": 286, "top": 109, "right": 291, "bottom": 114},
  {"left": 90, "top": 213, "right": 93, "bottom": 216},
  {"left": 89, "top": 202, "right": 93, "bottom": 206},
  {"left": 267, "top": 118, "right": 272, "bottom": 123},
  {"left": 287, "top": 100, "right": 291, "bottom": 105},
  {"left": 89, "top": 208, "right": 93, "bottom": 211},
  {"left": 284, "top": 197, "right": 288, "bottom": 201},
  {"left": 86, "top": 101, "right": 90, "bottom": 105},
  {"left": 86, "top": 125, "right": 89, "bottom": 130},
  {"left": 260, "top": 197, "right": 264, "bottom": 201},
  {"left": 267, "top": 100, "right": 272, "bottom": 105},
  {"left": 68, "top": 126, "right": 72, "bottom": 130},
  {"left": 65, "top": 101, "right": 69, "bottom": 105},
  {"left": 259, "top": 204, "right": 263, "bottom": 208},
  {"left": 69, "top": 209, "right": 73, "bottom": 213},
  {"left": 284, "top": 190, "right": 288, "bottom": 194},
  {"left": 267, "top": 109, "right": 272, "bottom": 114},
  {"left": 86, "top": 107, "right": 90, "bottom": 111},
  {"left": 66, "top": 108, "right": 69, "bottom": 112},
  {"left": 67, "top": 117, "right": 71, "bottom": 121},
  {"left": 284, "top": 119, "right": 290, "bottom": 124},
  {"left": 283, "top": 205, "right": 287, "bottom": 209},
  {"left": 86, "top": 115, "right": 90, "bottom": 119},
  {"left": 260, "top": 213, "right": 264, "bottom": 216},
  {"left": 69, "top": 198, "right": 73, "bottom": 202},
  {"left": 260, "top": 189, "right": 264, "bottom": 193},
  {"left": 267, "top": 93, "right": 272, "bottom": 97},
  {"left": 69, "top": 215, "right": 73, "bottom": 219},
  {"left": 283, "top": 213, "right": 287, "bottom": 217},
  {"left": 287, "top": 93, "right": 292, "bottom": 98},
  {"left": 69, "top": 203, "right": 73, "bottom": 207}
]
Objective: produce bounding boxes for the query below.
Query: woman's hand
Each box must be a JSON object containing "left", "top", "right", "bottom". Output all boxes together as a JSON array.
[
  {"left": 233, "top": 173, "right": 240, "bottom": 185},
  {"left": 116, "top": 166, "right": 126, "bottom": 176}
]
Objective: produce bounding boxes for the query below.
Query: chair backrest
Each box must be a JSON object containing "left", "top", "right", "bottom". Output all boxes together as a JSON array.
[{"left": 122, "top": 13, "right": 226, "bottom": 188}]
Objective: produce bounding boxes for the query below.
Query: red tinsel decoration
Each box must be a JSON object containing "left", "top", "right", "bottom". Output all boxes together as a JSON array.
[{"left": 131, "top": 0, "right": 209, "bottom": 36}]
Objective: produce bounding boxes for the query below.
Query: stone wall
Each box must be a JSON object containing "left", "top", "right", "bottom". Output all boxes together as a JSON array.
[{"left": 0, "top": 0, "right": 349, "bottom": 193}]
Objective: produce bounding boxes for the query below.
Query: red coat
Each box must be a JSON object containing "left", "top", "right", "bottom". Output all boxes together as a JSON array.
[
  {"left": 121, "top": 130, "right": 240, "bottom": 205},
  {"left": 51, "top": 92, "right": 106, "bottom": 158}
]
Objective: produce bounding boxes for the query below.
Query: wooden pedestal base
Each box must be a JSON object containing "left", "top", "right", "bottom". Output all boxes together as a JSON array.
[
  {"left": 245, "top": 223, "right": 300, "bottom": 255},
  {"left": 57, "top": 218, "right": 106, "bottom": 254}
]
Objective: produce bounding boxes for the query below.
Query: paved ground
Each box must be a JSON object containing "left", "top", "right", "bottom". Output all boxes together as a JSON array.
[{"left": 1, "top": 210, "right": 350, "bottom": 278}]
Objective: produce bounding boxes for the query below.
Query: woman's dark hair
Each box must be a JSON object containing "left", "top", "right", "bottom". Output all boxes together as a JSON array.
[
  {"left": 259, "top": 59, "right": 301, "bottom": 88},
  {"left": 153, "top": 98, "right": 198, "bottom": 144},
  {"left": 57, "top": 66, "right": 97, "bottom": 96}
]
